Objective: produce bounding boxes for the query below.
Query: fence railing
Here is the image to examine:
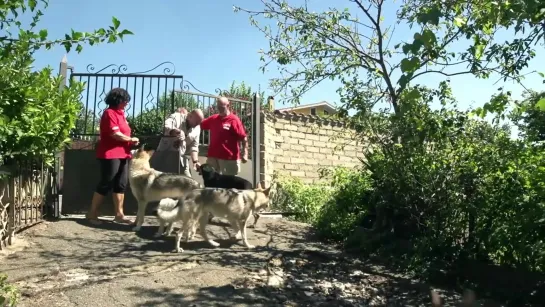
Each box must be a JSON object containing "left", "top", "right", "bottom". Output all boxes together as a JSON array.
[
  {"left": 0, "top": 159, "right": 58, "bottom": 249},
  {"left": 69, "top": 89, "right": 255, "bottom": 158}
]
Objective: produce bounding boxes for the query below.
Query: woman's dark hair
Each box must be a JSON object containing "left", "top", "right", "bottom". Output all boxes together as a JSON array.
[{"left": 105, "top": 88, "right": 131, "bottom": 107}]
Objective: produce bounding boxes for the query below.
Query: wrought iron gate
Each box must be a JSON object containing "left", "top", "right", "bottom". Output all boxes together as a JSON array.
[{"left": 60, "top": 62, "right": 260, "bottom": 215}]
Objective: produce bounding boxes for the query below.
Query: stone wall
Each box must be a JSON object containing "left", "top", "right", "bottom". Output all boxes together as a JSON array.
[{"left": 260, "top": 111, "right": 365, "bottom": 185}]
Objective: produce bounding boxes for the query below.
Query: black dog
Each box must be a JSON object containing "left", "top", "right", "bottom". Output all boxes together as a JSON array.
[
  {"left": 198, "top": 163, "right": 253, "bottom": 190},
  {"left": 197, "top": 163, "right": 260, "bottom": 227}
]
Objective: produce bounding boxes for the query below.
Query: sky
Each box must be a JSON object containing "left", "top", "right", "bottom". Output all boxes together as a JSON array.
[{"left": 26, "top": 0, "right": 544, "bottom": 114}]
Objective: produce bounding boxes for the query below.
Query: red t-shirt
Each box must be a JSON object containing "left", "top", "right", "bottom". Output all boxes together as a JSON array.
[
  {"left": 96, "top": 108, "right": 132, "bottom": 159},
  {"left": 201, "top": 113, "right": 247, "bottom": 160}
]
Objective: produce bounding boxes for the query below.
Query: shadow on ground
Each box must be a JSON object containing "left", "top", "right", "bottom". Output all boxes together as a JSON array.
[{"left": 0, "top": 216, "right": 505, "bottom": 307}]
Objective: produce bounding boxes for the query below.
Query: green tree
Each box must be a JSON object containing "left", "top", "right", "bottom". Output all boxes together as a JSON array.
[
  {"left": 235, "top": 0, "right": 545, "bottom": 280},
  {"left": 219, "top": 80, "right": 266, "bottom": 106},
  {"left": 218, "top": 81, "right": 267, "bottom": 137},
  {"left": 234, "top": 0, "right": 542, "bottom": 115},
  {"left": 127, "top": 91, "right": 199, "bottom": 136},
  {"left": 0, "top": 0, "right": 132, "bottom": 164},
  {"left": 400, "top": 0, "right": 545, "bottom": 84},
  {"left": 72, "top": 106, "right": 98, "bottom": 136},
  {"left": 510, "top": 91, "right": 545, "bottom": 142}
]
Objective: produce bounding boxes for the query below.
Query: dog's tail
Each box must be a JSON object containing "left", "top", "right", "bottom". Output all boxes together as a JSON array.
[{"left": 156, "top": 198, "right": 181, "bottom": 222}]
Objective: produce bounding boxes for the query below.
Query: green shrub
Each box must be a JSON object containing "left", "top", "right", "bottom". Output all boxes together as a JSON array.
[
  {"left": 314, "top": 167, "right": 373, "bottom": 242},
  {"left": 0, "top": 1, "right": 132, "bottom": 165},
  {"left": 354, "top": 99, "right": 545, "bottom": 274},
  {"left": 0, "top": 63, "right": 84, "bottom": 164},
  {"left": 0, "top": 273, "right": 19, "bottom": 307},
  {"left": 271, "top": 96, "right": 545, "bottom": 275},
  {"left": 272, "top": 167, "right": 374, "bottom": 241},
  {"left": 271, "top": 173, "right": 333, "bottom": 224}
]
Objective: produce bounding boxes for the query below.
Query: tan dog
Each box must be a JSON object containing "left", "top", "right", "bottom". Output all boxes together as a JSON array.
[
  {"left": 129, "top": 146, "right": 201, "bottom": 232},
  {"left": 156, "top": 183, "right": 271, "bottom": 253}
]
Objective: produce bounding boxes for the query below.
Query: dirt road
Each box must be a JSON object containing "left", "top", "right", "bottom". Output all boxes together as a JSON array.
[{"left": 0, "top": 216, "right": 470, "bottom": 306}]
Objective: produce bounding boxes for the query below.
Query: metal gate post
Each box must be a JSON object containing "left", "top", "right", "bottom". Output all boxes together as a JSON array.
[
  {"left": 251, "top": 93, "right": 261, "bottom": 188},
  {"left": 59, "top": 55, "right": 68, "bottom": 91}
]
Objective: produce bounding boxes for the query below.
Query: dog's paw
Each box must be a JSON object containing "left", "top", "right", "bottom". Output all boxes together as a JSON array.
[
  {"left": 132, "top": 225, "right": 142, "bottom": 232},
  {"left": 233, "top": 231, "right": 243, "bottom": 240},
  {"left": 208, "top": 240, "right": 221, "bottom": 247},
  {"left": 173, "top": 248, "right": 184, "bottom": 253},
  {"left": 245, "top": 244, "right": 256, "bottom": 249}
]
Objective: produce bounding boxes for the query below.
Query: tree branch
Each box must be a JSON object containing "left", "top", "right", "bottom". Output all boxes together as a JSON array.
[{"left": 352, "top": 0, "right": 398, "bottom": 112}]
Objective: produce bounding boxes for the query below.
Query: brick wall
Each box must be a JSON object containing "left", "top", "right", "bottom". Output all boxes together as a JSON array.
[{"left": 260, "top": 111, "right": 365, "bottom": 185}]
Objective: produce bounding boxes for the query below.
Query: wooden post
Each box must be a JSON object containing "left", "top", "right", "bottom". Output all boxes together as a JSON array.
[{"left": 7, "top": 173, "right": 15, "bottom": 246}]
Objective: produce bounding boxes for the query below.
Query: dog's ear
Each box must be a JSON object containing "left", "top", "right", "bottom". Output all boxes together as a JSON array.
[
  {"left": 256, "top": 181, "right": 263, "bottom": 190},
  {"left": 263, "top": 186, "right": 271, "bottom": 196}
]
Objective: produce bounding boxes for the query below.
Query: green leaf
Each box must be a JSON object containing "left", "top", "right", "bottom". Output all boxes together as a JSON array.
[
  {"left": 538, "top": 72, "right": 544, "bottom": 78},
  {"left": 400, "top": 57, "right": 420, "bottom": 73},
  {"left": 475, "top": 44, "right": 485, "bottom": 60},
  {"left": 454, "top": 16, "right": 466, "bottom": 27},
  {"left": 417, "top": 6, "right": 441, "bottom": 26},
  {"left": 63, "top": 42, "right": 72, "bottom": 52},
  {"left": 29, "top": 0, "right": 38, "bottom": 10},
  {"left": 398, "top": 74, "right": 410, "bottom": 89},
  {"left": 404, "top": 88, "right": 422, "bottom": 102},
  {"left": 535, "top": 98, "right": 545, "bottom": 111},
  {"left": 112, "top": 17, "right": 121, "bottom": 29},
  {"left": 120, "top": 29, "right": 134, "bottom": 35},
  {"left": 39, "top": 29, "right": 48, "bottom": 41},
  {"left": 71, "top": 30, "right": 83, "bottom": 40},
  {"left": 76, "top": 45, "right": 83, "bottom": 53},
  {"left": 402, "top": 43, "right": 412, "bottom": 55},
  {"left": 420, "top": 29, "right": 437, "bottom": 47}
]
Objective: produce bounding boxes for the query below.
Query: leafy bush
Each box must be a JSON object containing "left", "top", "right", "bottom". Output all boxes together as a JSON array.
[
  {"left": 274, "top": 94, "right": 545, "bottom": 276},
  {"left": 350, "top": 95, "right": 545, "bottom": 274},
  {"left": 0, "top": 61, "right": 84, "bottom": 164},
  {"left": 128, "top": 91, "right": 201, "bottom": 136},
  {"left": 0, "top": 273, "right": 19, "bottom": 307},
  {"left": 272, "top": 167, "right": 374, "bottom": 241},
  {"left": 271, "top": 173, "right": 333, "bottom": 224},
  {"left": 0, "top": 0, "right": 132, "bottom": 164},
  {"left": 314, "top": 167, "right": 373, "bottom": 242}
]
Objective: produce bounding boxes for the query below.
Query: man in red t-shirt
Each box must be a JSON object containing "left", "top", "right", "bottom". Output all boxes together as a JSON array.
[{"left": 200, "top": 96, "right": 248, "bottom": 175}]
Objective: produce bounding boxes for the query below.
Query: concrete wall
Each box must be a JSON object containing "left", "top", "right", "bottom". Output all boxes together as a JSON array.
[
  {"left": 61, "top": 111, "right": 364, "bottom": 215},
  {"left": 260, "top": 111, "right": 364, "bottom": 185}
]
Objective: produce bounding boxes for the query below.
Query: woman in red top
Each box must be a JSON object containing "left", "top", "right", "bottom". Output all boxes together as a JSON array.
[{"left": 86, "top": 88, "right": 139, "bottom": 225}]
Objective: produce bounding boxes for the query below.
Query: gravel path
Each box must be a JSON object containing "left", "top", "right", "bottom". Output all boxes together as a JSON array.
[{"left": 0, "top": 215, "right": 493, "bottom": 306}]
